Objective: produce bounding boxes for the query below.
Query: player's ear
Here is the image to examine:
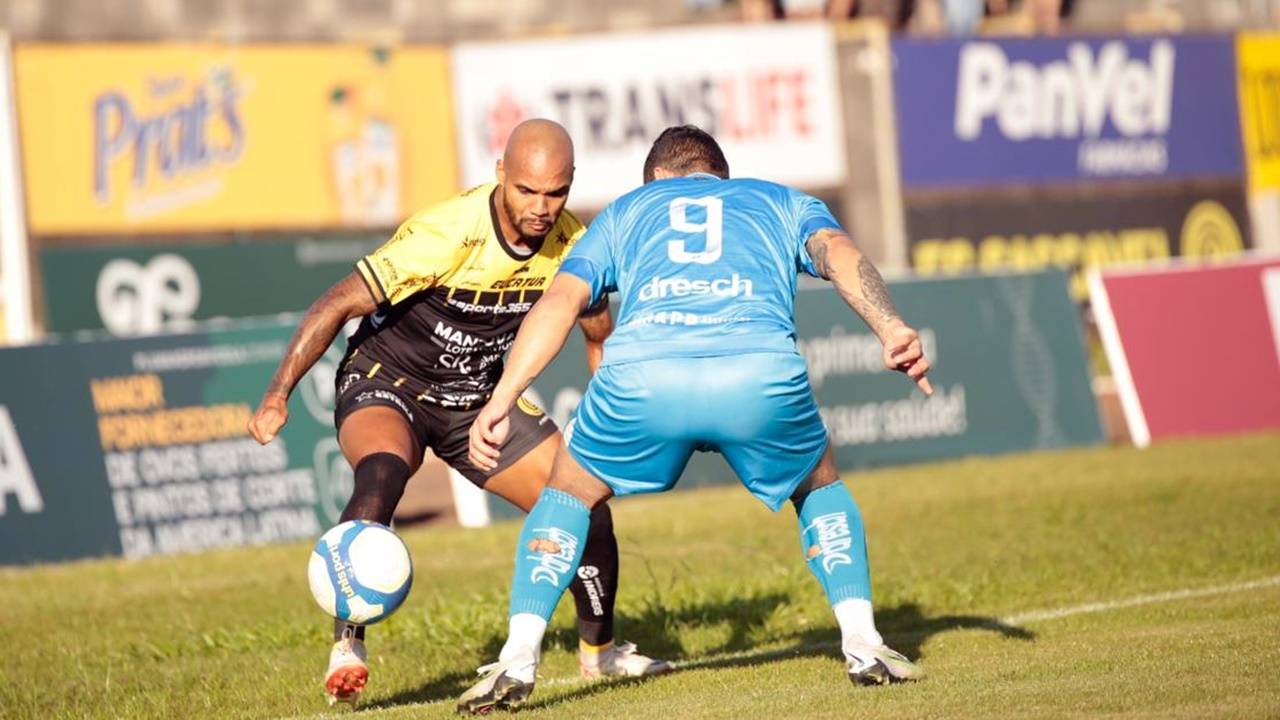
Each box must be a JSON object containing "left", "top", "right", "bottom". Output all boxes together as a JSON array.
[{"left": 495, "top": 158, "right": 506, "bottom": 185}]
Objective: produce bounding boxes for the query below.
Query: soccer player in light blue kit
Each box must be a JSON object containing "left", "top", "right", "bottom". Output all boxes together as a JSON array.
[{"left": 457, "top": 126, "right": 933, "bottom": 713}]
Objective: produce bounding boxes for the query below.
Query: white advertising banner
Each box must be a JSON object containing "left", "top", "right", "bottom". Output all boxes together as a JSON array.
[
  {"left": 0, "top": 33, "right": 34, "bottom": 344},
  {"left": 451, "top": 22, "right": 847, "bottom": 208}
]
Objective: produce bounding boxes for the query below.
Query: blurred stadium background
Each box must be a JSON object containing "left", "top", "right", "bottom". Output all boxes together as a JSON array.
[{"left": 0, "top": 1, "right": 1277, "bottom": 717}]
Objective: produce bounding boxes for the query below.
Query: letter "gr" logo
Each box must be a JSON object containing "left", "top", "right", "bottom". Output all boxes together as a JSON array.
[{"left": 95, "top": 254, "right": 201, "bottom": 335}]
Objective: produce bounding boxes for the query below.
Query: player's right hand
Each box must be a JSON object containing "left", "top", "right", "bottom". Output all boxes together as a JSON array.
[
  {"left": 882, "top": 324, "right": 934, "bottom": 396},
  {"left": 469, "top": 401, "right": 511, "bottom": 471},
  {"left": 248, "top": 394, "right": 289, "bottom": 445}
]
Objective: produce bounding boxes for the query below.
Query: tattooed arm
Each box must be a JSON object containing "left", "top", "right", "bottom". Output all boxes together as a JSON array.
[
  {"left": 805, "top": 229, "right": 933, "bottom": 394},
  {"left": 805, "top": 228, "right": 903, "bottom": 339},
  {"left": 247, "top": 272, "right": 378, "bottom": 444}
]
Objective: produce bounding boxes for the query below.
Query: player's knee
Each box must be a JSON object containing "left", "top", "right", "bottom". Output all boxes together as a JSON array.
[
  {"left": 790, "top": 445, "right": 840, "bottom": 507},
  {"left": 548, "top": 447, "right": 614, "bottom": 508},
  {"left": 340, "top": 452, "right": 413, "bottom": 525}
]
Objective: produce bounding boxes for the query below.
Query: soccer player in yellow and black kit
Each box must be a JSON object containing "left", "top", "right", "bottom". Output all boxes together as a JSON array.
[{"left": 248, "top": 120, "right": 668, "bottom": 706}]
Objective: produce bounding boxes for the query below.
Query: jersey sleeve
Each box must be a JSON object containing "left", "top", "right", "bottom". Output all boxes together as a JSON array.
[
  {"left": 790, "top": 189, "right": 845, "bottom": 278},
  {"left": 355, "top": 201, "right": 469, "bottom": 308},
  {"left": 558, "top": 203, "right": 618, "bottom": 307}
]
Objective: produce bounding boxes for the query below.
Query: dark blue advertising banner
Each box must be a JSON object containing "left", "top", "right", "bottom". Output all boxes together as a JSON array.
[{"left": 892, "top": 34, "right": 1243, "bottom": 188}]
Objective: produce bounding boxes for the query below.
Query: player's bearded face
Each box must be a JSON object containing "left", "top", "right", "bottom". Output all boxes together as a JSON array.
[{"left": 498, "top": 158, "right": 573, "bottom": 241}]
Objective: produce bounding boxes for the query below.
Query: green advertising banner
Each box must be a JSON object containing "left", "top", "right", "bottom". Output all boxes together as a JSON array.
[
  {"left": 40, "top": 236, "right": 382, "bottom": 335},
  {"left": 502, "top": 270, "right": 1103, "bottom": 519},
  {"left": 4, "top": 270, "right": 1103, "bottom": 560},
  {"left": 0, "top": 319, "right": 351, "bottom": 565}
]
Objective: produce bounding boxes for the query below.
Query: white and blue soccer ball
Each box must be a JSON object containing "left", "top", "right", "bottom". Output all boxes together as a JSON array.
[{"left": 307, "top": 520, "right": 413, "bottom": 625}]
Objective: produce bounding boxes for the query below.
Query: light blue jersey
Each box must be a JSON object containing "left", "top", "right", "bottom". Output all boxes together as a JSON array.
[
  {"left": 504, "top": 174, "right": 882, "bottom": 639},
  {"left": 560, "top": 173, "right": 842, "bottom": 366},
  {"left": 558, "top": 173, "right": 842, "bottom": 511}
]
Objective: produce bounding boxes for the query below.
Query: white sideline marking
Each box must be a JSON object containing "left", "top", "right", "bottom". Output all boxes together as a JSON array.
[
  {"left": 1001, "top": 574, "right": 1280, "bottom": 625},
  {"left": 281, "top": 574, "right": 1280, "bottom": 717}
]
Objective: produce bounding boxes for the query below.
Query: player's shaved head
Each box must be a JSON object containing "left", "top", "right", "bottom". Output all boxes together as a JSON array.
[
  {"left": 495, "top": 119, "right": 576, "bottom": 243},
  {"left": 502, "top": 119, "right": 575, "bottom": 178},
  {"left": 643, "top": 125, "right": 730, "bottom": 183}
]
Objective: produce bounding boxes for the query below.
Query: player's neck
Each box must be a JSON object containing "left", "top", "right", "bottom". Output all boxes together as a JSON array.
[{"left": 492, "top": 188, "right": 539, "bottom": 253}]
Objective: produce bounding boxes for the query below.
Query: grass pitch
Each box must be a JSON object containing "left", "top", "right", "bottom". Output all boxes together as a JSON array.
[{"left": 3, "top": 433, "right": 1278, "bottom": 719}]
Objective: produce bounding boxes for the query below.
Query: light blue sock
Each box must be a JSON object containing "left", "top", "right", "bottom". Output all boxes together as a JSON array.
[
  {"left": 795, "top": 482, "right": 872, "bottom": 604},
  {"left": 509, "top": 488, "right": 591, "bottom": 620}
]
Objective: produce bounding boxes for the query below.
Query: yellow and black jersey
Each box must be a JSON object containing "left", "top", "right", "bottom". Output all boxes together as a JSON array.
[{"left": 344, "top": 182, "right": 585, "bottom": 408}]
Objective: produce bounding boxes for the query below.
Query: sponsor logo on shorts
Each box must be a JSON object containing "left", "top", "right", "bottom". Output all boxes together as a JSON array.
[
  {"left": 806, "top": 512, "right": 853, "bottom": 574},
  {"left": 353, "top": 389, "right": 414, "bottom": 423},
  {"left": 527, "top": 526, "right": 579, "bottom": 586},
  {"left": 516, "top": 395, "right": 544, "bottom": 418},
  {"left": 338, "top": 372, "right": 361, "bottom": 396}
]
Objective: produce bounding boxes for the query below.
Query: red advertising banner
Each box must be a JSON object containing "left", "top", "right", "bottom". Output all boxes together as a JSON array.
[{"left": 1090, "top": 256, "right": 1280, "bottom": 446}]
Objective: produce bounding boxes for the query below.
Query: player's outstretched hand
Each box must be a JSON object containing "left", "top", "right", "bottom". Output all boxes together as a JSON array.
[
  {"left": 248, "top": 394, "right": 289, "bottom": 444},
  {"left": 882, "top": 324, "right": 933, "bottom": 396},
  {"left": 469, "top": 401, "right": 512, "bottom": 471}
]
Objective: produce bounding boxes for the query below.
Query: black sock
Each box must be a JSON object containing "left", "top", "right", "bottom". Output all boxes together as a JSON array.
[
  {"left": 568, "top": 503, "right": 619, "bottom": 647},
  {"left": 333, "top": 452, "right": 412, "bottom": 642}
]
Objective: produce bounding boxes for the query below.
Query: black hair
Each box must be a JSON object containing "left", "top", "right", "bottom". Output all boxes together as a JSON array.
[{"left": 642, "top": 125, "right": 730, "bottom": 183}]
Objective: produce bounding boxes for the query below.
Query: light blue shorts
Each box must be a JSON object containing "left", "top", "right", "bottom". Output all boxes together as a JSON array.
[{"left": 565, "top": 352, "right": 829, "bottom": 511}]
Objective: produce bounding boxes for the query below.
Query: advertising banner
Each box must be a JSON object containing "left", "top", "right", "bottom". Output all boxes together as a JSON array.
[
  {"left": 1090, "top": 255, "right": 1280, "bottom": 448},
  {"left": 451, "top": 22, "right": 846, "bottom": 209},
  {"left": 41, "top": 236, "right": 381, "bottom": 335},
  {"left": 0, "top": 319, "right": 355, "bottom": 565},
  {"left": 893, "top": 35, "right": 1243, "bottom": 188},
  {"left": 907, "top": 181, "right": 1251, "bottom": 300},
  {"left": 1238, "top": 32, "right": 1280, "bottom": 193},
  {"left": 490, "top": 270, "right": 1102, "bottom": 519},
  {"left": 14, "top": 44, "right": 457, "bottom": 234}
]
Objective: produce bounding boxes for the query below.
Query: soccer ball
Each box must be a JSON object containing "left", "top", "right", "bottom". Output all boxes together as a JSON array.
[{"left": 307, "top": 520, "right": 413, "bottom": 625}]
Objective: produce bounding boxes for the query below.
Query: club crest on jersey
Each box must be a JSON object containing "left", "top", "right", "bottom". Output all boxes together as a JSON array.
[
  {"left": 806, "top": 512, "right": 854, "bottom": 574},
  {"left": 526, "top": 527, "right": 579, "bottom": 586}
]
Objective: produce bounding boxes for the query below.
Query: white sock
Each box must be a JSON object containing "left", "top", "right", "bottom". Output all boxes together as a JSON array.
[
  {"left": 500, "top": 613, "right": 548, "bottom": 665},
  {"left": 833, "top": 598, "right": 883, "bottom": 647}
]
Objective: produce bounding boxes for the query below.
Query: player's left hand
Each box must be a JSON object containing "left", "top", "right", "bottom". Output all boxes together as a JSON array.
[
  {"left": 882, "top": 324, "right": 933, "bottom": 396},
  {"left": 469, "top": 401, "right": 512, "bottom": 471}
]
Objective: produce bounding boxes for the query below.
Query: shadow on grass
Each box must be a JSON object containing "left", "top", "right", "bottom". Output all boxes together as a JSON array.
[
  {"left": 365, "top": 667, "right": 479, "bottom": 711},
  {"left": 522, "top": 591, "right": 796, "bottom": 660},
  {"left": 520, "top": 601, "right": 1035, "bottom": 712},
  {"left": 368, "top": 595, "right": 1033, "bottom": 712}
]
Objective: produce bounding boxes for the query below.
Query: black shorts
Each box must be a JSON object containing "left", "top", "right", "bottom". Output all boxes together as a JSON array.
[{"left": 332, "top": 372, "right": 558, "bottom": 487}]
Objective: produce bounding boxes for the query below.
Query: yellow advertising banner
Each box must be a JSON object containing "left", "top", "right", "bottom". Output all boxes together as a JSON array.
[
  {"left": 15, "top": 44, "right": 458, "bottom": 234},
  {"left": 1238, "top": 33, "right": 1280, "bottom": 193}
]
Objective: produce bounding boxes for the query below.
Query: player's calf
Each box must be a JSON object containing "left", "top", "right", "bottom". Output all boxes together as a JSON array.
[{"left": 792, "top": 465, "right": 925, "bottom": 685}]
